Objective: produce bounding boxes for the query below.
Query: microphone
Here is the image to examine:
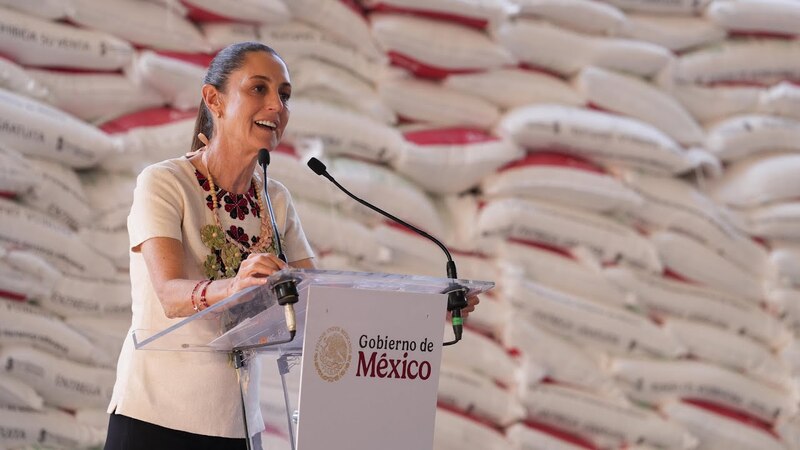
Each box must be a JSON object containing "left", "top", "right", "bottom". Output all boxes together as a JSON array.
[
  {"left": 306, "top": 157, "right": 468, "bottom": 345},
  {"left": 258, "top": 148, "right": 298, "bottom": 341}
]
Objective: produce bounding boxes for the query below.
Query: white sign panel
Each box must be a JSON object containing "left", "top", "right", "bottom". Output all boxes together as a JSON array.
[{"left": 295, "top": 285, "right": 447, "bottom": 450}]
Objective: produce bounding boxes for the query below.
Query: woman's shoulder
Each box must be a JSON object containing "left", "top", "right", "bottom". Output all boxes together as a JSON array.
[
  {"left": 265, "top": 177, "right": 295, "bottom": 204},
  {"left": 138, "top": 158, "right": 194, "bottom": 184}
]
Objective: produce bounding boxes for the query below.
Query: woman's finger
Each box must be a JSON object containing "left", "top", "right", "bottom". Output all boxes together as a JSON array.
[{"left": 240, "top": 254, "right": 286, "bottom": 274}]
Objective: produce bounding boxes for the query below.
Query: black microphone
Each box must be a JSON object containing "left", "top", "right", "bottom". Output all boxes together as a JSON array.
[
  {"left": 258, "top": 148, "right": 298, "bottom": 341},
  {"left": 306, "top": 157, "right": 468, "bottom": 345}
]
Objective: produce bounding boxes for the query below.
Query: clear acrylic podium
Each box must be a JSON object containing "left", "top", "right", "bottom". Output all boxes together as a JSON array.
[{"left": 132, "top": 269, "right": 494, "bottom": 450}]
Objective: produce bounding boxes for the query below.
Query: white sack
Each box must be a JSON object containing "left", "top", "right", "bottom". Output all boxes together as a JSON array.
[
  {"left": 293, "top": 199, "right": 390, "bottom": 264},
  {"left": 438, "top": 364, "right": 524, "bottom": 426},
  {"left": 0, "top": 407, "right": 104, "bottom": 449},
  {"left": 28, "top": 69, "right": 164, "bottom": 124},
  {"left": 287, "top": 0, "right": 383, "bottom": 61},
  {"left": 624, "top": 172, "right": 768, "bottom": 278},
  {"left": 444, "top": 68, "right": 583, "bottom": 110},
  {"left": 437, "top": 194, "right": 500, "bottom": 255},
  {"left": 707, "top": 0, "right": 800, "bottom": 37},
  {"left": 504, "top": 318, "right": 620, "bottom": 396},
  {"left": 664, "top": 318, "right": 792, "bottom": 389},
  {"left": 706, "top": 153, "right": 800, "bottom": 208},
  {"left": 769, "top": 288, "right": 800, "bottom": 336},
  {"left": 440, "top": 327, "right": 519, "bottom": 387},
  {"left": 768, "top": 243, "right": 800, "bottom": 287},
  {"left": 0, "top": 375, "right": 43, "bottom": 410},
  {"left": 78, "top": 224, "right": 129, "bottom": 269},
  {"left": 68, "top": 0, "right": 209, "bottom": 52},
  {"left": 504, "top": 278, "right": 686, "bottom": 358},
  {"left": 64, "top": 316, "right": 130, "bottom": 368},
  {"left": 497, "top": 240, "right": 631, "bottom": 308},
  {"left": 284, "top": 99, "right": 404, "bottom": 163},
  {"left": 777, "top": 414, "right": 800, "bottom": 449},
  {"left": 0, "top": 248, "right": 59, "bottom": 302},
  {"left": 0, "top": 7, "right": 134, "bottom": 70},
  {"left": 506, "top": 422, "right": 589, "bottom": 450},
  {"left": 0, "top": 199, "right": 115, "bottom": 277},
  {"left": 672, "top": 39, "right": 800, "bottom": 86},
  {"left": 371, "top": 13, "right": 515, "bottom": 75},
  {"left": 130, "top": 51, "right": 206, "bottom": 111},
  {"left": 393, "top": 128, "right": 522, "bottom": 194},
  {"left": 79, "top": 170, "right": 136, "bottom": 218},
  {"left": 266, "top": 145, "right": 336, "bottom": 206},
  {"left": 0, "top": 346, "right": 115, "bottom": 410},
  {"left": 379, "top": 77, "right": 500, "bottom": 129},
  {"left": 0, "top": 145, "right": 41, "bottom": 197},
  {"left": 481, "top": 152, "right": 643, "bottom": 213},
  {"left": 109, "top": 117, "right": 195, "bottom": 173},
  {"left": 323, "top": 158, "right": 445, "bottom": 236},
  {"left": 735, "top": 202, "right": 800, "bottom": 240},
  {"left": 20, "top": 157, "right": 92, "bottom": 228},
  {"left": 521, "top": 383, "right": 697, "bottom": 449},
  {"left": 0, "top": 56, "right": 48, "bottom": 100},
  {"left": 612, "top": 358, "right": 797, "bottom": 424},
  {"left": 604, "top": 266, "right": 790, "bottom": 346},
  {"left": 664, "top": 401, "right": 789, "bottom": 450},
  {"left": 364, "top": 0, "right": 518, "bottom": 28},
  {"left": 202, "top": 21, "right": 383, "bottom": 85},
  {"left": 495, "top": 19, "right": 672, "bottom": 77},
  {"left": 182, "top": 0, "right": 290, "bottom": 24},
  {"left": 477, "top": 198, "right": 662, "bottom": 271},
  {"left": 433, "top": 407, "right": 508, "bottom": 450},
  {"left": 670, "top": 84, "right": 761, "bottom": 124},
  {"left": 513, "top": 0, "right": 626, "bottom": 35},
  {"left": 496, "top": 104, "right": 708, "bottom": 175},
  {"left": 705, "top": 114, "right": 800, "bottom": 162},
  {"left": 0, "top": 299, "right": 101, "bottom": 365},
  {"left": 603, "top": 0, "right": 711, "bottom": 14},
  {"left": 0, "top": 0, "right": 70, "bottom": 19},
  {"left": 40, "top": 272, "right": 132, "bottom": 318},
  {"left": 0, "top": 88, "right": 116, "bottom": 168},
  {"left": 575, "top": 66, "right": 704, "bottom": 145},
  {"left": 372, "top": 224, "right": 441, "bottom": 277},
  {"left": 651, "top": 231, "right": 765, "bottom": 301},
  {"left": 759, "top": 82, "right": 800, "bottom": 120},
  {"left": 463, "top": 295, "right": 511, "bottom": 341},
  {"left": 617, "top": 14, "right": 726, "bottom": 52},
  {"left": 291, "top": 58, "right": 395, "bottom": 124}
]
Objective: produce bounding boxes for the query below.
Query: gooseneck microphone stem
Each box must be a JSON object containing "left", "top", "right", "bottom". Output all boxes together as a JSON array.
[
  {"left": 306, "top": 157, "right": 468, "bottom": 345},
  {"left": 257, "top": 148, "right": 297, "bottom": 343},
  {"left": 325, "top": 173, "right": 455, "bottom": 269}
]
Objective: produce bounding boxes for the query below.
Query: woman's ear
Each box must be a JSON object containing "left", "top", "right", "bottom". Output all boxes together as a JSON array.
[{"left": 201, "top": 84, "right": 223, "bottom": 118}]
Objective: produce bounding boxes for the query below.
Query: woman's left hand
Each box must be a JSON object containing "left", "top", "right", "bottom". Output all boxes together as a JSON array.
[{"left": 461, "top": 295, "right": 480, "bottom": 319}]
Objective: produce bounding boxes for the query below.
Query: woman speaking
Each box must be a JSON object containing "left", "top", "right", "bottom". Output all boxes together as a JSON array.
[{"left": 104, "top": 42, "right": 315, "bottom": 449}]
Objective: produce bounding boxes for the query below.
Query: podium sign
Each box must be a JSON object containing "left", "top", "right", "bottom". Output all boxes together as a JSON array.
[
  {"left": 131, "top": 269, "right": 495, "bottom": 450},
  {"left": 296, "top": 285, "right": 446, "bottom": 450}
]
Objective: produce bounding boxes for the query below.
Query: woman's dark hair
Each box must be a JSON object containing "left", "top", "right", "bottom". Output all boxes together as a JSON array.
[{"left": 190, "top": 41, "right": 282, "bottom": 151}]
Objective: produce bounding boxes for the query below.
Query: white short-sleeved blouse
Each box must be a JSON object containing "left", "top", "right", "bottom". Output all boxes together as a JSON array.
[{"left": 107, "top": 157, "right": 313, "bottom": 438}]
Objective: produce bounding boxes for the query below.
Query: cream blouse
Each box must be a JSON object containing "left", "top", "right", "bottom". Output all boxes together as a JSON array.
[{"left": 108, "top": 157, "right": 313, "bottom": 438}]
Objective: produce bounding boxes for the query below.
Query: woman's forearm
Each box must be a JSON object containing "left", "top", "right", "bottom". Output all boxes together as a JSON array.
[{"left": 155, "top": 277, "right": 234, "bottom": 319}]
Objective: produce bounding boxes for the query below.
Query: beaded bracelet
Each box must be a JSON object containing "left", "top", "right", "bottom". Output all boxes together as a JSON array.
[
  {"left": 199, "top": 280, "right": 212, "bottom": 310},
  {"left": 190, "top": 279, "right": 206, "bottom": 312}
]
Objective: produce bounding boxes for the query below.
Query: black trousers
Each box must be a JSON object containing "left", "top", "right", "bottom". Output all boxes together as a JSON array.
[{"left": 104, "top": 413, "right": 259, "bottom": 450}]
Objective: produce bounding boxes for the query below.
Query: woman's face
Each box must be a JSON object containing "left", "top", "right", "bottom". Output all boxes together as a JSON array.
[{"left": 214, "top": 51, "right": 291, "bottom": 152}]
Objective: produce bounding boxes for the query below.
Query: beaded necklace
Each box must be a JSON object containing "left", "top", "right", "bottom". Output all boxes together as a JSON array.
[{"left": 199, "top": 159, "right": 275, "bottom": 279}]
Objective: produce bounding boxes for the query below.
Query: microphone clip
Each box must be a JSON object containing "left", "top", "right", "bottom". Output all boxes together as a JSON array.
[
  {"left": 273, "top": 276, "right": 299, "bottom": 307},
  {"left": 446, "top": 285, "right": 468, "bottom": 312}
]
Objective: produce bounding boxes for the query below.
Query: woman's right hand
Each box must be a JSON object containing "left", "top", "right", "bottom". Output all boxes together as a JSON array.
[{"left": 226, "top": 252, "right": 288, "bottom": 296}]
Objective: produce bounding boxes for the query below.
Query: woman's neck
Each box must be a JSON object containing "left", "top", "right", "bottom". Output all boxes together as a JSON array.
[{"left": 202, "top": 142, "right": 257, "bottom": 195}]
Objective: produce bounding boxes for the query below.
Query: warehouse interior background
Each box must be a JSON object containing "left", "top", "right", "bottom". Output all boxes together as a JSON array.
[{"left": 1, "top": 0, "right": 800, "bottom": 448}]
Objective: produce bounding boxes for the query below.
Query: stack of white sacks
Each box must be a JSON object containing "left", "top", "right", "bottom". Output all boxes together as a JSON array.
[{"left": 1, "top": 0, "right": 800, "bottom": 448}]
